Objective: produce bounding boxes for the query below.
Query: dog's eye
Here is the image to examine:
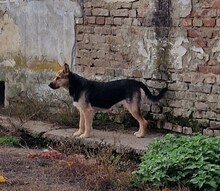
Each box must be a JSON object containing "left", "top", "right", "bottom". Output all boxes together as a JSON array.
[{"left": 56, "top": 77, "right": 61, "bottom": 80}]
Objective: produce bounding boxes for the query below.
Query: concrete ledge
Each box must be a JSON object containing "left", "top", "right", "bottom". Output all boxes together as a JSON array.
[{"left": 0, "top": 115, "right": 163, "bottom": 154}]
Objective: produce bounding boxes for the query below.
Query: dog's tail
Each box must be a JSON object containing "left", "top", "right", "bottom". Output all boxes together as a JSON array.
[{"left": 139, "top": 82, "right": 168, "bottom": 102}]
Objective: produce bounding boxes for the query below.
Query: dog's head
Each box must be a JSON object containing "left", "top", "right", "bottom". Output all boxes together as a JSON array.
[{"left": 48, "top": 63, "right": 70, "bottom": 90}]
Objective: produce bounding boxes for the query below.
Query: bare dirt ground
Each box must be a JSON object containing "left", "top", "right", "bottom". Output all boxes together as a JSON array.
[
  {"left": 0, "top": 115, "right": 153, "bottom": 191},
  {"left": 0, "top": 146, "right": 138, "bottom": 191},
  {"left": 0, "top": 146, "right": 85, "bottom": 191}
]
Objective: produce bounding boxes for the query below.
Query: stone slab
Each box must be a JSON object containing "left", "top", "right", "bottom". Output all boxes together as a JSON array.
[
  {"left": 43, "top": 128, "right": 162, "bottom": 154},
  {"left": 0, "top": 115, "right": 163, "bottom": 154}
]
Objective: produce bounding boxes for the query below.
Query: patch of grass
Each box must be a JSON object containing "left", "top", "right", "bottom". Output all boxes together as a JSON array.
[
  {"left": 0, "top": 136, "right": 19, "bottom": 146},
  {"left": 133, "top": 134, "right": 220, "bottom": 191}
]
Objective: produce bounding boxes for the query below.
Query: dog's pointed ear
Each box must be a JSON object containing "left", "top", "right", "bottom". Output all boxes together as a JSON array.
[{"left": 63, "top": 63, "right": 70, "bottom": 74}]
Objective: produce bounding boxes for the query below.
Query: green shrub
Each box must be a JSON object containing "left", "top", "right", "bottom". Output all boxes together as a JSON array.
[
  {"left": 0, "top": 136, "right": 19, "bottom": 146},
  {"left": 133, "top": 134, "right": 220, "bottom": 191}
]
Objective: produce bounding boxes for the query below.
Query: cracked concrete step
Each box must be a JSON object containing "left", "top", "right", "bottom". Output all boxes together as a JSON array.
[{"left": 0, "top": 115, "right": 163, "bottom": 154}]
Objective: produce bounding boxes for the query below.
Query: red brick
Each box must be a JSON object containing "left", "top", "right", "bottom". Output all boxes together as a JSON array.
[
  {"left": 187, "top": 29, "right": 200, "bottom": 38},
  {"left": 199, "top": 9, "right": 216, "bottom": 17},
  {"left": 189, "top": 10, "right": 195, "bottom": 17},
  {"left": 198, "top": 66, "right": 211, "bottom": 74},
  {"left": 204, "top": 74, "right": 216, "bottom": 84},
  {"left": 201, "top": 9, "right": 209, "bottom": 17},
  {"left": 212, "top": 0, "right": 220, "bottom": 9},
  {"left": 195, "top": 37, "right": 207, "bottom": 48},
  {"left": 198, "top": 66, "right": 220, "bottom": 74},
  {"left": 213, "top": 30, "right": 220, "bottom": 37},
  {"left": 182, "top": 18, "right": 192, "bottom": 27},
  {"left": 96, "top": 17, "right": 105, "bottom": 25},
  {"left": 211, "top": 66, "right": 220, "bottom": 74},
  {"left": 203, "top": 18, "right": 216, "bottom": 27}
]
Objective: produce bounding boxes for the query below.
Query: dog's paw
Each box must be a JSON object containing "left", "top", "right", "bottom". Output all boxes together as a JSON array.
[
  {"left": 134, "top": 132, "right": 145, "bottom": 138},
  {"left": 134, "top": 131, "right": 140, "bottom": 136},
  {"left": 79, "top": 133, "right": 90, "bottom": 138},
  {"left": 73, "top": 131, "right": 83, "bottom": 137}
]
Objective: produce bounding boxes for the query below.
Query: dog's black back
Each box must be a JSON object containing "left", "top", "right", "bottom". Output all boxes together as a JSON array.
[{"left": 69, "top": 72, "right": 167, "bottom": 109}]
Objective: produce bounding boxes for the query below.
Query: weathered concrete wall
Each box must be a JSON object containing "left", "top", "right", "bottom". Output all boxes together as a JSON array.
[
  {"left": 2, "top": 0, "right": 220, "bottom": 136},
  {"left": 0, "top": 0, "right": 82, "bottom": 104},
  {"left": 75, "top": 0, "right": 220, "bottom": 135}
]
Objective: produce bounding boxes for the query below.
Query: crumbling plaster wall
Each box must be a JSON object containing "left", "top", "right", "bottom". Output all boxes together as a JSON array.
[
  {"left": 76, "top": 0, "right": 220, "bottom": 135},
  {"left": 0, "top": 0, "right": 82, "bottom": 104},
  {"left": 1, "top": 0, "right": 220, "bottom": 135}
]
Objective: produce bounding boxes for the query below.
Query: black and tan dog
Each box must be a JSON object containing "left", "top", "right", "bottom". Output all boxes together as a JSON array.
[{"left": 49, "top": 63, "right": 167, "bottom": 138}]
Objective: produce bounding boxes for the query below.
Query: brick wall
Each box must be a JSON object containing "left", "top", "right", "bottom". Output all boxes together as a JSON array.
[{"left": 75, "top": 0, "right": 220, "bottom": 136}]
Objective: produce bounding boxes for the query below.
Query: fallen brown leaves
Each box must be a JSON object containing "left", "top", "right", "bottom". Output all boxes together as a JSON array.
[
  {"left": 27, "top": 148, "right": 132, "bottom": 191},
  {"left": 27, "top": 148, "right": 91, "bottom": 168}
]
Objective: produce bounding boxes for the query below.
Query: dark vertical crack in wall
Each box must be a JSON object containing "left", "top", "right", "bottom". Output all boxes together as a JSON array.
[
  {"left": 152, "top": 0, "right": 172, "bottom": 77},
  {"left": 152, "top": 0, "right": 172, "bottom": 40}
]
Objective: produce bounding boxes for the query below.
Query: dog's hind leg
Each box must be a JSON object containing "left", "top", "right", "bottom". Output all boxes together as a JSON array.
[
  {"left": 124, "top": 98, "right": 148, "bottom": 138},
  {"left": 73, "top": 109, "right": 85, "bottom": 137},
  {"left": 80, "top": 106, "right": 93, "bottom": 138}
]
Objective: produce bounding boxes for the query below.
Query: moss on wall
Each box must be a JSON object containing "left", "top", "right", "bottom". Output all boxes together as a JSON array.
[
  {"left": 30, "top": 59, "right": 62, "bottom": 72},
  {"left": 93, "top": 111, "right": 203, "bottom": 133},
  {"left": 14, "top": 53, "right": 27, "bottom": 68},
  {"left": 164, "top": 112, "right": 202, "bottom": 132},
  {"left": 154, "top": 41, "right": 171, "bottom": 73},
  {"left": 12, "top": 53, "right": 62, "bottom": 72}
]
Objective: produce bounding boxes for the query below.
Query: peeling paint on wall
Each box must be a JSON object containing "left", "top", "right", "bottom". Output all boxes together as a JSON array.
[
  {"left": 172, "top": 0, "right": 192, "bottom": 18},
  {"left": 170, "top": 37, "right": 188, "bottom": 69},
  {"left": 0, "top": 13, "right": 19, "bottom": 59},
  {"left": 0, "top": 0, "right": 82, "bottom": 103},
  {"left": 137, "top": 38, "right": 158, "bottom": 78},
  {"left": 4, "top": 0, "right": 82, "bottom": 66},
  {"left": 212, "top": 40, "right": 220, "bottom": 62},
  {"left": 191, "top": 46, "right": 209, "bottom": 62}
]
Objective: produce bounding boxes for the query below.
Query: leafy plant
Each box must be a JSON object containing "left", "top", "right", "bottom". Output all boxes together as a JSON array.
[
  {"left": 0, "top": 136, "right": 19, "bottom": 146},
  {"left": 133, "top": 134, "right": 220, "bottom": 191}
]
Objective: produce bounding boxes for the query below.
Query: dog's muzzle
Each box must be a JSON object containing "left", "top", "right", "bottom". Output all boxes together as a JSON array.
[{"left": 48, "top": 82, "right": 59, "bottom": 89}]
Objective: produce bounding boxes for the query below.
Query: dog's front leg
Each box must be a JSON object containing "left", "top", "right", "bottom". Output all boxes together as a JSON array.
[
  {"left": 79, "top": 107, "right": 93, "bottom": 138},
  {"left": 73, "top": 109, "right": 85, "bottom": 137}
]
